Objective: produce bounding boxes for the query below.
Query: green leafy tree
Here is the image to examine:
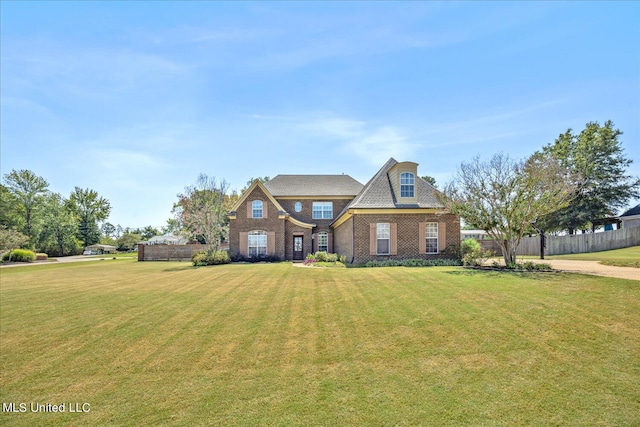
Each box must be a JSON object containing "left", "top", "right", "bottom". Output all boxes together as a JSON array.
[
  {"left": 2, "top": 169, "right": 49, "bottom": 242},
  {"left": 101, "top": 222, "right": 116, "bottom": 239},
  {"left": 421, "top": 175, "right": 437, "bottom": 188},
  {"left": 537, "top": 121, "right": 640, "bottom": 233},
  {"left": 441, "top": 153, "right": 578, "bottom": 266},
  {"left": 67, "top": 187, "right": 112, "bottom": 247},
  {"left": 240, "top": 176, "right": 270, "bottom": 194},
  {"left": 0, "top": 184, "right": 24, "bottom": 230},
  {"left": 37, "top": 193, "right": 81, "bottom": 257},
  {"left": 116, "top": 232, "right": 141, "bottom": 251}
]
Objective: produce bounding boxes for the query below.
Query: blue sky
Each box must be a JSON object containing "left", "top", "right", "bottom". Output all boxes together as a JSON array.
[{"left": 2, "top": 1, "right": 639, "bottom": 229}]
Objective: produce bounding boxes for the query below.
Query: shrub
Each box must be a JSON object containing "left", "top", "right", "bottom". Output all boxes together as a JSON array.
[
  {"left": 2, "top": 249, "right": 37, "bottom": 263},
  {"left": 461, "top": 238, "right": 493, "bottom": 267},
  {"left": 230, "top": 253, "right": 281, "bottom": 263},
  {"left": 192, "top": 250, "right": 231, "bottom": 266},
  {"left": 364, "top": 258, "right": 462, "bottom": 268},
  {"left": 36, "top": 253, "right": 48, "bottom": 261}
]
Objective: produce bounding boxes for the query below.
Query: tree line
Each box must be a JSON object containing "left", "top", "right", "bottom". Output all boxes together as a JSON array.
[{"left": 0, "top": 172, "right": 168, "bottom": 257}]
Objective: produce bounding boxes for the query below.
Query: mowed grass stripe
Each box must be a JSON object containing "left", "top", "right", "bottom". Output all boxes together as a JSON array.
[{"left": 1, "top": 262, "right": 639, "bottom": 426}]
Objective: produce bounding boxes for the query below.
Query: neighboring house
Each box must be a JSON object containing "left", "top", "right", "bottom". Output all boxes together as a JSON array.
[
  {"left": 461, "top": 229, "right": 489, "bottom": 240},
  {"left": 228, "top": 158, "right": 460, "bottom": 264},
  {"left": 146, "top": 234, "right": 189, "bottom": 245},
  {"left": 619, "top": 204, "right": 640, "bottom": 229}
]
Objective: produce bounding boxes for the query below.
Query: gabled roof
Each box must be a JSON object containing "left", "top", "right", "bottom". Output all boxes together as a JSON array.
[
  {"left": 264, "top": 175, "right": 363, "bottom": 197},
  {"left": 620, "top": 204, "right": 640, "bottom": 218},
  {"left": 345, "top": 158, "right": 443, "bottom": 209},
  {"left": 229, "top": 180, "right": 286, "bottom": 213}
]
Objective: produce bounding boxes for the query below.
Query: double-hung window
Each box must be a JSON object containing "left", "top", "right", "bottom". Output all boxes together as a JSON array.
[
  {"left": 318, "top": 232, "right": 329, "bottom": 252},
  {"left": 248, "top": 230, "right": 267, "bottom": 257},
  {"left": 312, "top": 202, "right": 333, "bottom": 219},
  {"left": 252, "top": 200, "right": 263, "bottom": 218},
  {"left": 400, "top": 172, "right": 415, "bottom": 198},
  {"left": 377, "top": 223, "right": 390, "bottom": 255},
  {"left": 425, "top": 223, "right": 438, "bottom": 254}
]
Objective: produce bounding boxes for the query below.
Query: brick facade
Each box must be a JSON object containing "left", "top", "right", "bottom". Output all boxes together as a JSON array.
[
  {"left": 228, "top": 161, "right": 461, "bottom": 264},
  {"left": 349, "top": 213, "right": 460, "bottom": 264}
]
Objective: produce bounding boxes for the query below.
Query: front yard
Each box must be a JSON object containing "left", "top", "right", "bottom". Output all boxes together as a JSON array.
[{"left": 1, "top": 260, "right": 638, "bottom": 425}]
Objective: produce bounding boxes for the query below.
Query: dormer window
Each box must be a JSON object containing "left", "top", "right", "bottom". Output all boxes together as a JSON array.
[
  {"left": 400, "top": 172, "right": 415, "bottom": 198},
  {"left": 252, "top": 200, "right": 263, "bottom": 218}
]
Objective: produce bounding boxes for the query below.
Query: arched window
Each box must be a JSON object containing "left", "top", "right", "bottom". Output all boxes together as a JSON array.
[
  {"left": 318, "top": 232, "right": 329, "bottom": 252},
  {"left": 400, "top": 172, "right": 415, "bottom": 198},
  {"left": 248, "top": 230, "right": 267, "bottom": 257},
  {"left": 252, "top": 200, "right": 263, "bottom": 218}
]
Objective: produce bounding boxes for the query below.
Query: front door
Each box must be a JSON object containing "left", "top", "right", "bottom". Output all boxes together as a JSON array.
[{"left": 293, "top": 236, "right": 304, "bottom": 260}]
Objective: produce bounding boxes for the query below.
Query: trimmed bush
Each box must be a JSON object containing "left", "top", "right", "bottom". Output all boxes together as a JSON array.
[
  {"left": 364, "top": 258, "right": 462, "bottom": 268},
  {"left": 230, "top": 253, "right": 281, "bottom": 263},
  {"left": 2, "top": 249, "right": 37, "bottom": 263},
  {"left": 192, "top": 250, "right": 231, "bottom": 266},
  {"left": 36, "top": 253, "right": 48, "bottom": 261}
]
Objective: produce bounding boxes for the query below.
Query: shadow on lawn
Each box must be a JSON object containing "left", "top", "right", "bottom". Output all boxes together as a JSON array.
[
  {"left": 445, "top": 268, "right": 565, "bottom": 282},
  {"left": 162, "top": 265, "right": 196, "bottom": 272}
]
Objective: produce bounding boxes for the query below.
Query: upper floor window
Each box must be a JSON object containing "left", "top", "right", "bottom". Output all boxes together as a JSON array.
[
  {"left": 294, "top": 201, "right": 302, "bottom": 212},
  {"left": 318, "top": 232, "right": 329, "bottom": 252},
  {"left": 312, "top": 202, "right": 333, "bottom": 219},
  {"left": 400, "top": 172, "right": 415, "bottom": 198},
  {"left": 377, "top": 223, "right": 390, "bottom": 255},
  {"left": 252, "top": 200, "right": 263, "bottom": 218}
]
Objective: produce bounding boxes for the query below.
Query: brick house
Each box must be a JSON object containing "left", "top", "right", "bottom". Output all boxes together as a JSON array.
[{"left": 228, "top": 158, "right": 460, "bottom": 264}]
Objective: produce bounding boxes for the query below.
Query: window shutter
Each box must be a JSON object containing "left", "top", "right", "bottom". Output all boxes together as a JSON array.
[
  {"left": 390, "top": 223, "right": 398, "bottom": 255},
  {"left": 438, "top": 222, "right": 447, "bottom": 253},
  {"left": 328, "top": 232, "right": 333, "bottom": 253},
  {"left": 418, "top": 223, "right": 426, "bottom": 254},
  {"left": 264, "top": 202, "right": 268, "bottom": 218},
  {"left": 312, "top": 233, "right": 318, "bottom": 253},
  {"left": 370, "top": 224, "right": 377, "bottom": 255},
  {"left": 239, "top": 232, "right": 248, "bottom": 256},
  {"left": 267, "top": 231, "right": 276, "bottom": 255},
  {"left": 247, "top": 202, "right": 252, "bottom": 218}
]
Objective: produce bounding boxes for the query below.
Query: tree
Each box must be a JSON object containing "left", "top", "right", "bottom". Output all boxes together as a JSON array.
[
  {"left": 0, "top": 184, "right": 24, "bottom": 231},
  {"left": 537, "top": 121, "right": 640, "bottom": 233},
  {"left": 421, "top": 175, "right": 437, "bottom": 188},
  {"left": 241, "top": 176, "right": 270, "bottom": 194},
  {"left": 3, "top": 169, "right": 49, "bottom": 241},
  {"left": 441, "top": 153, "right": 578, "bottom": 266},
  {"left": 37, "top": 193, "right": 81, "bottom": 257},
  {"left": 173, "top": 174, "right": 230, "bottom": 251},
  {"left": 116, "top": 232, "right": 141, "bottom": 251},
  {"left": 0, "top": 225, "right": 29, "bottom": 262},
  {"left": 67, "top": 187, "right": 111, "bottom": 247},
  {"left": 101, "top": 222, "right": 116, "bottom": 239}
]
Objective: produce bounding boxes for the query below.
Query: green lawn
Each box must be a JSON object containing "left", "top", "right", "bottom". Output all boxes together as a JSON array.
[
  {"left": 1, "top": 260, "right": 639, "bottom": 426},
  {"left": 547, "top": 245, "right": 640, "bottom": 267}
]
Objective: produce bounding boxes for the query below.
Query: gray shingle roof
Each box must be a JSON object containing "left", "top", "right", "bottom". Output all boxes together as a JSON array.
[
  {"left": 346, "top": 158, "right": 444, "bottom": 209},
  {"left": 263, "top": 175, "right": 364, "bottom": 197},
  {"left": 620, "top": 204, "right": 640, "bottom": 217}
]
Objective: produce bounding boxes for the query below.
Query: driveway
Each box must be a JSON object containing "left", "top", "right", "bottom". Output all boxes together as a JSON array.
[
  {"left": 529, "top": 259, "right": 639, "bottom": 281},
  {"left": 0, "top": 255, "right": 118, "bottom": 268}
]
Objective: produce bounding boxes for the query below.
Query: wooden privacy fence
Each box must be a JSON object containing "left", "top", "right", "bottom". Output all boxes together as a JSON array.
[
  {"left": 138, "top": 244, "right": 210, "bottom": 261},
  {"left": 515, "top": 227, "right": 640, "bottom": 256}
]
